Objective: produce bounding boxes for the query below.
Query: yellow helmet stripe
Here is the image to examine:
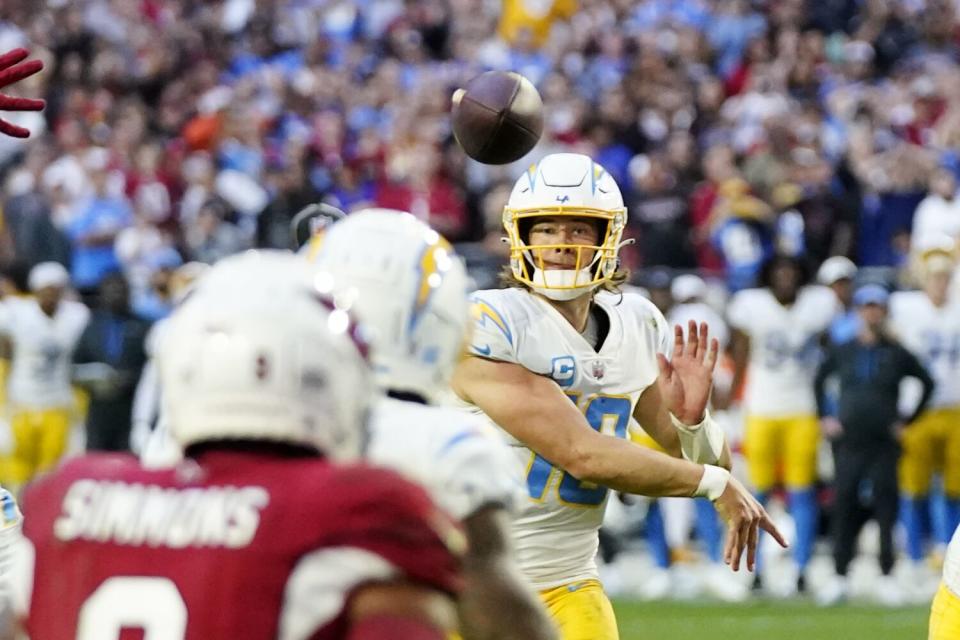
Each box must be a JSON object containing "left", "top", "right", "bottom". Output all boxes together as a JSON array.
[{"left": 410, "top": 234, "right": 453, "bottom": 332}]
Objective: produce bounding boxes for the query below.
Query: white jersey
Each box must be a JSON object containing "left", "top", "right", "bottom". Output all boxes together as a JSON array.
[
  {"left": 727, "top": 286, "right": 836, "bottom": 417},
  {"left": 131, "top": 318, "right": 168, "bottom": 464},
  {"left": 669, "top": 301, "right": 730, "bottom": 350},
  {"left": 463, "top": 287, "right": 671, "bottom": 589},
  {"left": 889, "top": 291, "right": 960, "bottom": 408},
  {"left": 368, "top": 396, "right": 523, "bottom": 521},
  {"left": 0, "top": 298, "right": 89, "bottom": 409}
]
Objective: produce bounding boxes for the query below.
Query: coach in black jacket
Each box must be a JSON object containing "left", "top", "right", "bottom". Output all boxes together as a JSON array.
[{"left": 814, "top": 284, "right": 935, "bottom": 601}]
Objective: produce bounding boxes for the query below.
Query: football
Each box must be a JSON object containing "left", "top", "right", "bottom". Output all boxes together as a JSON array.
[{"left": 451, "top": 71, "right": 543, "bottom": 165}]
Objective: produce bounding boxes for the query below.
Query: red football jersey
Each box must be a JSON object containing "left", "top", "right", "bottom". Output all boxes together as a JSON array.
[{"left": 21, "top": 449, "right": 463, "bottom": 640}]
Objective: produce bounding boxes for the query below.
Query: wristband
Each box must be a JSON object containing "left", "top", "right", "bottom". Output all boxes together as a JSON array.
[
  {"left": 671, "top": 409, "right": 725, "bottom": 465},
  {"left": 693, "top": 464, "right": 730, "bottom": 501}
]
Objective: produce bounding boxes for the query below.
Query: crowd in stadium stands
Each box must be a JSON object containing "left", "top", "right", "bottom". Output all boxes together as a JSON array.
[{"left": 2, "top": 0, "right": 960, "bottom": 603}]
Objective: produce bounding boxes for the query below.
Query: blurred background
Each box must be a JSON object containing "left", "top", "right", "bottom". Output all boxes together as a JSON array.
[{"left": 2, "top": 0, "right": 960, "bottom": 637}]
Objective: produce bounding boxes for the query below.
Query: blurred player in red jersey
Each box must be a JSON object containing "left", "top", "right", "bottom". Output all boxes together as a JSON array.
[
  {"left": 8, "top": 251, "right": 465, "bottom": 639},
  {"left": 0, "top": 48, "right": 45, "bottom": 138}
]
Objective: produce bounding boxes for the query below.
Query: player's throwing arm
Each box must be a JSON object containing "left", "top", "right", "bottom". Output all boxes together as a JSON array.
[{"left": 453, "top": 319, "right": 787, "bottom": 572}]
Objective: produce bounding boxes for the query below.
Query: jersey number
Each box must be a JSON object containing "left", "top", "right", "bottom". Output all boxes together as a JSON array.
[
  {"left": 762, "top": 331, "right": 816, "bottom": 369},
  {"left": 924, "top": 330, "right": 960, "bottom": 368},
  {"left": 77, "top": 577, "right": 187, "bottom": 640},
  {"left": 525, "top": 394, "right": 631, "bottom": 507}
]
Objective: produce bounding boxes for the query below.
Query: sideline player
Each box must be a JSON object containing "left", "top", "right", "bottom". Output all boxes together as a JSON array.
[
  {"left": 307, "top": 209, "right": 556, "bottom": 640},
  {"left": 0, "top": 262, "right": 89, "bottom": 491},
  {"left": 452, "top": 153, "right": 786, "bottom": 639},
  {"left": 11, "top": 252, "right": 464, "bottom": 639},
  {"left": 725, "top": 253, "right": 836, "bottom": 593},
  {"left": 890, "top": 237, "right": 960, "bottom": 572}
]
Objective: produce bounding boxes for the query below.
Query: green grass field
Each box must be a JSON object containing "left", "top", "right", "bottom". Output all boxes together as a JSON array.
[{"left": 613, "top": 600, "right": 929, "bottom": 640}]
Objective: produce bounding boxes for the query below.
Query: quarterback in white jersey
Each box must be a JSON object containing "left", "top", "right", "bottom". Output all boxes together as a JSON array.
[
  {"left": 726, "top": 254, "right": 836, "bottom": 592},
  {"left": 306, "top": 209, "right": 556, "bottom": 640},
  {"left": 452, "top": 153, "right": 785, "bottom": 640},
  {"left": 0, "top": 262, "right": 89, "bottom": 489},
  {"left": 468, "top": 287, "right": 672, "bottom": 588},
  {"left": 889, "top": 238, "right": 960, "bottom": 565}
]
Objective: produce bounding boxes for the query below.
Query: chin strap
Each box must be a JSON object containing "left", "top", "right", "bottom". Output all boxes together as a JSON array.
[{"left": 530, "top": 267, "right": 597, "bottom": 301}]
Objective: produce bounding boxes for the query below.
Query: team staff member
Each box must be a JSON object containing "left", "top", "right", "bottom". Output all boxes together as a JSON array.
[{"left": 814, "top": 284, "right": 935, "bottom": 605}]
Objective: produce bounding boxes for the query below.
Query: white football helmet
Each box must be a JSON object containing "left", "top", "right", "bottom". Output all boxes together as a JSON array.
[
  {"left": 504, "top": 153, "right": 628, "bottom": 300},
  {"left": 159, "top": 250, "right": 371, "bottom": 459},
  {"left": 914, "top": 233, "right": 957, "bottom": 277},
  {"left": 305, "top": 209, "right": 471, "bottom": 404}
]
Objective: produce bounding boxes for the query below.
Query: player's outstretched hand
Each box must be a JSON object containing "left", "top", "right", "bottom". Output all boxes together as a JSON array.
[
  {"left": 713, "top": 475, "right": 788, "bottom": 572},
  {"left": 0, "top": 48, "right": 45, "bottom": 138},
  {"left": 656, "top": 320, "right": 720, "bottom": 425}
]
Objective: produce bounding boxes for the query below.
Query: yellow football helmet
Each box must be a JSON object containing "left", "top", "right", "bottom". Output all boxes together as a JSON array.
[{"left": 503, "top": 153, "right": 628, "bottom": 300}]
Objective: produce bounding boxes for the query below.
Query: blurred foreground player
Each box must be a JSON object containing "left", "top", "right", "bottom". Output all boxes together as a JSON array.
[
  {"left": 307, "top": 209, "right": 557, "bottom": 640},
  {"left": 11, "top": 251, "right": 464, "bottom": 639}
]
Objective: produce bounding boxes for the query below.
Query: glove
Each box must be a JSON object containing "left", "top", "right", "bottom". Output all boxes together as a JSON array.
[{"left": 0, "top": 48, "right": 45, "bottom": 138}]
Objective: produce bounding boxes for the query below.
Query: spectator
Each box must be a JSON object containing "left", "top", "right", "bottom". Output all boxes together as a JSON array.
[
  {"left": 630, "top": 154, "right": 696, "bottom": 269},
  {"left": 689, "top": 144, "right": 737, "bottom": 273},
  {"left": 73, "top": 272, "right": 150, "bottom": 452},
  {"left": 710, "top": 178, "right": 774, "bottom": 291},
  {"left": 257, "top": 161, "right": 323, "bottom": 249},
  {"left": 456, "top": 180, "right": 512, "bottom": 291},
  {"left": 815, "top": 284, "right": 934, "bottom": 607},
  {"left": 2, "top": 168, "right": 70, "bottom": 270},
  {"left": 781, "top": 149, "right": 856, "bottom": 269},
  {"left": 65, "top": 149, "right": 133, "bottom": 297},
  {"left": 375, "top": 143, "right": 468, "bottom": 241},
  {"left": 185, "top": 198, "right": 249, "bottom": 265}
]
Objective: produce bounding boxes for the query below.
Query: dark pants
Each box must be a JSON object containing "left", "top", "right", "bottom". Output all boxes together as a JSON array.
[
  {"left": 85, "top": 398, "right": 134, "bottom": 452},
  {"left": 832, "top": 442, "right": 899, "bottom": 576}
]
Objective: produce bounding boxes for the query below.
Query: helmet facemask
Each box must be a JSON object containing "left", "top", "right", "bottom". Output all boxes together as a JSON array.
[{"left": 504, "top": 206, "right": 627, "bottom": 300}]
